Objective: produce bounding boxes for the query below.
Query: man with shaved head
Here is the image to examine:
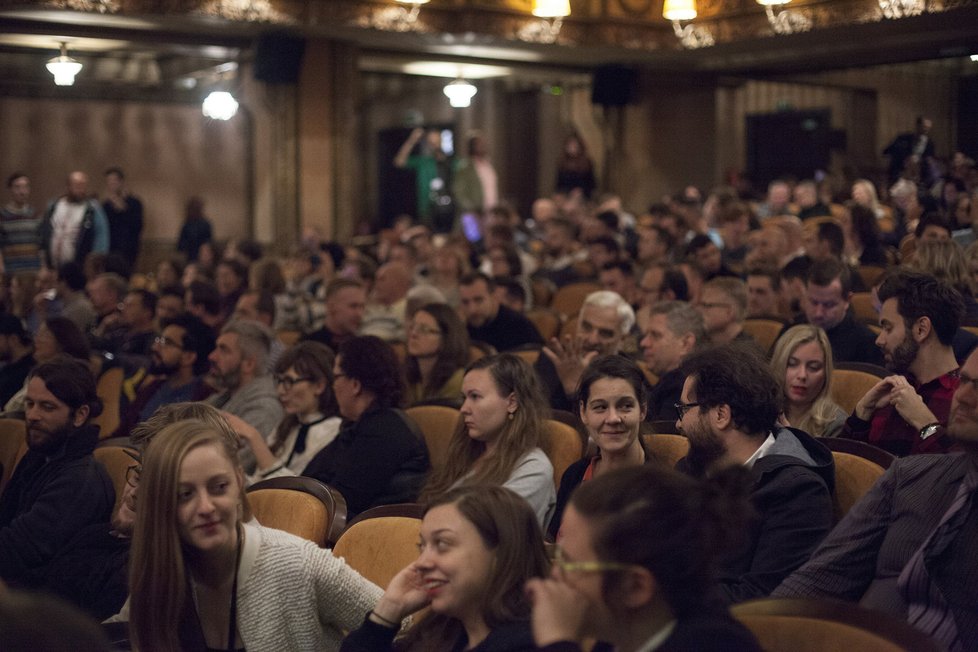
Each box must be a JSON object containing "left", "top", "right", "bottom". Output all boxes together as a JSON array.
[{"left": 40, "top": 171, "right": 109, "bottom": 268}]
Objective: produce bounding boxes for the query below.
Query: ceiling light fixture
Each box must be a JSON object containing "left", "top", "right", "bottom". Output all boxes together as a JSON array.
[
  {"left": 202, "top": 91, "right": 239, "bottom": 120},
  {"left": 757, "top": 0, "right": 812, "bottom": 34},
  {"left": 518, "top": 0, "right": 570, "bottom": 44},
  {"left": 878, "top": 0, "right": 925, "bottom": 19},
  {"left": 46, "top": 42, "right": 83, "bottom": 86},
  {"left": 662, "top": 0, "right": 715, "bottom": 48},
  {"left": 362, "top": 0, "right": 429, "bottom": 32},
  {"left": 443, "top": 78, "right": 477, "bottom": 108}
]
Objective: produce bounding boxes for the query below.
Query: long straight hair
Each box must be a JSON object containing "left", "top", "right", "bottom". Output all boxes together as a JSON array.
[
  {"left": 405, "top": 303, "right": 470, "bottom": 400},
  {"left": 769, "top": 324, "right": 840, "bottom": 437},
  {"left": 420, "top": 354, "right": 547, "bottom": 502},
  {"left": 129, "top": 421, "right": 250, "bottom": 652},
  {"left": 395, "top": 486, "right": 549, "bottom": 650}
]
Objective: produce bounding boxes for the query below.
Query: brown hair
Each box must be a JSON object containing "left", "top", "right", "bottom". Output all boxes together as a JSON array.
[
  {"left": 405, "top": 303, "right": 470, "bottom": 402},
  {"left": 129, "top": 421, "right": 251, "bottom": 651},
  {"left": 420, "top": 354, "right": 547, "bottom": 502},
  {"left": 269, "top": 341, "right": 338, "bottom": 456},
  {"left": 395, "top": 485, "right": 549, "bottom": 650}
]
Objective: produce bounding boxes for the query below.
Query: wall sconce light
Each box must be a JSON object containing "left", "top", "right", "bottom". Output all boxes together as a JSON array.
[
  {"left": 443, "top": 78, "right": 477, "bottom": 108},
  {"left": 364, "top": 0, "right": 429, "bottom": 32},
  {"left": 518, "top": 0, "right": 570, "bottom": 44},
  {"left": 878, "top": 0, "right": 924, "bottom": 19},
  {"left": 662, "top": 0, "right": 714, "bottom": 48},
  {"left": 202, "top": 91, "right": 239, "bottom": 120},
  {"left": 757, "top": 0, "right": 811, "bottom": 34},
  {"left": 46, "top": 42, "right": 83, "bottom": 86}
]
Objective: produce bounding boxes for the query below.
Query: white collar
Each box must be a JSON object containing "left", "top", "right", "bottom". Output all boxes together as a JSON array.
[
  {"left": 744, "top": 432, "right": 776, "bottom": 469},
  {"left": 634, "top": 620, "right": 677, "bottom": 652}
]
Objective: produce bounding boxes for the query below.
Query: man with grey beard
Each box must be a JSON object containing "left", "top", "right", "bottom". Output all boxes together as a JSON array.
[{"left": 205, "top": 319, "right": 282, "bottom": 472}]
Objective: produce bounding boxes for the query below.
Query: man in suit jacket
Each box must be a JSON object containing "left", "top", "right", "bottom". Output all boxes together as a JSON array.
[{"left": 774, "top": 346, "right": 978, "bottom": 651}]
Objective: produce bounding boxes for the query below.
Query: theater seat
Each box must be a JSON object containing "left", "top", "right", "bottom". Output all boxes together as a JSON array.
[
  {"left": 247, "top": 476, "right": 347, "bottom": 547},
  {"left": 543, "top": 419, "right": 586, "bottom": 488},
  {"left": 641, "top": 433, "right": 689, "bottom": 468},
  {"left": 332, "top": 505, "right": 423, "bottom": 589},
  {"left": 0, "top": 418, "right": 27, "bottom": 498},
  {"left": 405, "top": 405, "right": 460, "bottom": 472},
  {"left": 93, "top": 445, "right": 138, "bottom": 514},
  {"left": 732, "top": 597, "right": 940, "bottom": 652}
]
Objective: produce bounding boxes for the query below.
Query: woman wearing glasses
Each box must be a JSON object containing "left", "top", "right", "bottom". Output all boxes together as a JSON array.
[
  {"left": 341, "top": 485, "right": 548, "bottom": 652},
  {"left": 549, "top": 355, "right": 650, "bottom": 541},
  {"left": 527, "top": 465, "right": 762, "bottom": 652},
  {"left": 404, "top": 303, "right": 470, "bottom": 406},
  {"left": 223, "top": 341, "right": 343, "bottom": 484}
]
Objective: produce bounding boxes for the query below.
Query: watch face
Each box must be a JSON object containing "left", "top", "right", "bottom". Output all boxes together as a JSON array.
[{"left": 921, "top": 424, "right": 939, "bottom": 439}]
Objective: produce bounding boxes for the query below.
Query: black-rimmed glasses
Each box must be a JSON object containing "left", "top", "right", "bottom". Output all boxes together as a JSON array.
[
  {"left": 273, "top": 374, "right": 314, "bottom": 390},
  {"left": 674, "top": 401, "right": 702, "bottom": 418}
]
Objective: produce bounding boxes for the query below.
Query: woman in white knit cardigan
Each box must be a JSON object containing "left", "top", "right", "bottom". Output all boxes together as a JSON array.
[{"left": 126, "top": 419, "right": 382, "bottom": 651}]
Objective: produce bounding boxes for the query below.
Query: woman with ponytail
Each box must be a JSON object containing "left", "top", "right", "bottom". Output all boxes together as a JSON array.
[{"left": 526, "top": 465, "right": 762, "bottom": 652}]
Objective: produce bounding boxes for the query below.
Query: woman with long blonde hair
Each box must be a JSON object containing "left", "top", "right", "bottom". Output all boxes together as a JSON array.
[
  {"left": 420, "top": 353, "right": 555, "bottom": 528},
  {"left": 770, "top": 325, "right": 846, "bottom": 438},
  {"left": 128, "top": 420, "right": 381, "bottom": 651}
]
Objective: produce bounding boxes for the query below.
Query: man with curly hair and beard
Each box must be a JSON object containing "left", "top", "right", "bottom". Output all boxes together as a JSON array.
[{"left": 675, "top": 343, "right": 835, "bottom": 604}]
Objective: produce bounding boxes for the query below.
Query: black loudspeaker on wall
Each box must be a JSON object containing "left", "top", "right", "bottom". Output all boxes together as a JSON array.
[
  {"left": 591, "top": 65, "right": 637, "bottom": 107},
  {"left": 253, "top": 32, "right": 306, "bottom": 84}
]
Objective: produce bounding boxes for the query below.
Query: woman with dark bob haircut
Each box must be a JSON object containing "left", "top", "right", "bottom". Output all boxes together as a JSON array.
[
  {"left": 297, "top": 336, "right": 430, "bottom": 519},
  {"left": 342, "top": 485, "right": 549, "bottom": 651},
  {"left": 224, "top": 341, "right": 342, "bottom": 484},
  {"left": 549, "top": 355, "right": 652, "bottom": 540},
  {"left": 527, "top": 465, "right": 762, "bottom": 652},
  {"left": 404, "top": 302, "right": 470, "bottom": 406}
]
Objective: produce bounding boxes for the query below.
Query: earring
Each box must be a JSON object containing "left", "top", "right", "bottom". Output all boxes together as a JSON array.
[{"left": 508, "top": 412, "right": 515, "bottom": 420}]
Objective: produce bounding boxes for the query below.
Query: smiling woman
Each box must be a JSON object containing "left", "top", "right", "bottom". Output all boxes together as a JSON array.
[
  {"left": 128, "top": 420, "right": 383, "bottom": 652},
  {"left": 341, "top": 485, "right": 549, "bottom": 652},
  {"left": 548, "top": 355, "right": 652, "bottom": 540}
]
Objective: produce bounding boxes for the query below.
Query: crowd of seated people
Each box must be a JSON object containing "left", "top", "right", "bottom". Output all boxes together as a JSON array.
[{"left": 2, "top": 159, "right": 978, "bottom": 650}]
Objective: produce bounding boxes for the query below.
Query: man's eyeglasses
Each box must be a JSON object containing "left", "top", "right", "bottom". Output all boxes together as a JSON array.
[
  {"left": 125, "top": 464, "right": 142, "bottom": 488},
  {"left": 273, "top": 374, "right": 313, "bottom": 390},
  {"left": 674, "top": 401, "right": 702, "bottom": 418},
  {"left": 552, "top": 546, "right": 632, "bottom": 578},
  {"left": 153, "top": 336, "right": 183, "bottom": 350}
]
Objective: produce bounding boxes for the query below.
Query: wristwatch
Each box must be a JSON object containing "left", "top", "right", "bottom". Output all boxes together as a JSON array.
[{"left": 919, "top": 423, "right": 941, "bottom": 440}]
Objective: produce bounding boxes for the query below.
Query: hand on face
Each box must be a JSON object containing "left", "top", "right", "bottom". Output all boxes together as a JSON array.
[
  {"left": 373, "top": 563, "right": 432, "bottom": 624},
  {"left": 525, "top": 577, "right": 590, "bottom": 647}
]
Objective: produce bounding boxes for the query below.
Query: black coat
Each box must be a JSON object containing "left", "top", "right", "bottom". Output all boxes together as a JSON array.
[{"left": 0, "top": 424, "right": 114, "bottom": 585}]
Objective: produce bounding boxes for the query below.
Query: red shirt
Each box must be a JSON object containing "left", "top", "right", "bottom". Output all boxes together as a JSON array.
[{"left": 842, "top": 370, "right": 961, "bottom": 457}]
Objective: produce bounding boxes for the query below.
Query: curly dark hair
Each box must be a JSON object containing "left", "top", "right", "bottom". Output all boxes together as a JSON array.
[
  {"left": 680, "top": 343, "right": 781, "bottom": 437},
  {"left": 337, "top": 335, "right": 404, "bottom": 409},
  {"left": 877, "top": 269, "right": 964, "bottom": 346}
]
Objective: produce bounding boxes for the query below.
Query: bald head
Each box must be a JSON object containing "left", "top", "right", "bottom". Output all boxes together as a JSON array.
[
  {"left": 373, "top": 262, "right": 412, "bottom": 305},
  {"left": 66, "top": 171, "right": 89, "bottom": 202}
]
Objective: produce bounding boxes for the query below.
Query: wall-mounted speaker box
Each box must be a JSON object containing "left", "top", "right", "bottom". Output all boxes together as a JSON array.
[
  {"left": 253, "top": 32, "right": 306, "bottom": 84},
  {"left": 591, "top": 65, "right": 637, "bottom": 106}
]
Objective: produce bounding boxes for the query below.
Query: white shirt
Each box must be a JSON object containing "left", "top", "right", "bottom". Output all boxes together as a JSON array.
[
  {"left": 50, "top": 199, "right": 86, "bottom": 266},
  {"left": 744, "top": 432, "right": 777, "bottom": 469}
]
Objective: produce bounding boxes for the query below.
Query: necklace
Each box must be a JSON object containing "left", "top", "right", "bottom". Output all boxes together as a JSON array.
[{"left": 189, "top": 524, "right": 243, "bottom": 652}]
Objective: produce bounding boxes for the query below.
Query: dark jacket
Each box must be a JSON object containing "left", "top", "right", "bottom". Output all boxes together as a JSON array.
[
  {"left": 467, "top": 305, "right": 544, "bottom": 353},
  {"left": 41, "top": 522, "right": 130, "bottom": 620},
  {"left": 647, "top": 367, "right": 684, "bottom": 422},
  {"left": 342, "top": 615, "right": 536, "bottom": 651},
  {"left": 39, "top": 198, "right": 107, "bottom": 267},
  {"left": 0, "top": 424, "right": 114, "bottom": 585},
  {"left": 537, "top": 605, "right": 761, "bottom": 652},
  {"left": 301, "top": 407, "right": 430, "bottom": 519},
  {"left": 779, "top": 311, "right": 884, "bottom": 366},
  {"left": 550, "top": 456, "right": 591, "bottom": 540},
  {"left": 678, "top": 426, "right": 835, "bottom": 604}
]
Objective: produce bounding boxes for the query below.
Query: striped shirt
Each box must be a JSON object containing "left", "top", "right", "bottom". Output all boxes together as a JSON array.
[{"left": 0, "top": 203, "right": 41, "bottom": 273}]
